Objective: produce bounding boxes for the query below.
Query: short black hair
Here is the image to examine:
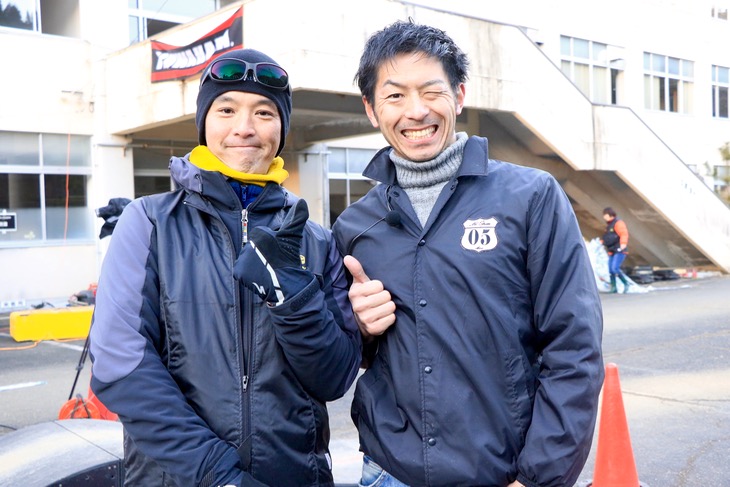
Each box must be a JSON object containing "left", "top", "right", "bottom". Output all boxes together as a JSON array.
[
  {"left": 354, "top": 20, "right": 469, "bottom": 106},
  {"left": 603, "top": 207, "right": 616, "bottom": 217}
]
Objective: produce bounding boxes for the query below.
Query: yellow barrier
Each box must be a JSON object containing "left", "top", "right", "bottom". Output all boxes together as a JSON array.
[{"left": 9, "top": 306, "right": 94, "bottom": 342}]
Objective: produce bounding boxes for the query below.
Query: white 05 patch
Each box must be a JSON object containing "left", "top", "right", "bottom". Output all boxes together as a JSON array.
[{"left": 460, "top": 217, "right": 499, "bottom": 252}]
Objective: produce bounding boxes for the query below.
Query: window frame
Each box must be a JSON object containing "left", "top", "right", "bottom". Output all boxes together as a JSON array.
[
  {"left": 128, "top": 0, "right": 220, "bottom": 45},
  {"left": 643, "top": 52, "right": 694, "bottom": 114},
  {"left": 560, "top": 35, "right": 616, "bottom": 105},
  {"left": 711, "top": 5, "right": 729, "bottom": 20},
  {"left": 0, "top": 132, "right": 94, "bottom": 247},
  {"left": 0, "top": 0, "right": 39, "bottom": 31},
  {"left": 326, "top": 147, "right": 378, "bottom": 227},
  {"left": 712, "top": 65, "right": 729, "bottom": 119},
  {"left": 0, "top": 0, "right": 81, "bottom": 36}
]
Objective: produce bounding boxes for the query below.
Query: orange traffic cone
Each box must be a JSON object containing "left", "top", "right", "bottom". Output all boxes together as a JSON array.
[
  {"left": 589, "top": 362, "right": 642, "bottom": 487},
  {"left": 87, "top": 384, "right": 119, "bottom": 421},
  {"left": 58, "top": 394, "right": 101, "bottom": 420}
]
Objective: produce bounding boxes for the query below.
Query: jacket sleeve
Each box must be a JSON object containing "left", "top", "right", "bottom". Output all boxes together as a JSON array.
[
  {"left": 88, "top": 200, "right": 258, "bottom": 487},
  {"left": 515, "top": 176, "right": 604, "bottom": 487},
  {"left": 615, "top": 219, "right": 629, "bottom": 249},
  {"left": 267, "top": 226, "right": 361, "bottom": 402}
]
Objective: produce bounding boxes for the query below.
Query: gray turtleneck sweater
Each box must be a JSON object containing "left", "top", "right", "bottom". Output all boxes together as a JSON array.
[{"left": 390, "top": 132, "right": 468, "bottom": 226}]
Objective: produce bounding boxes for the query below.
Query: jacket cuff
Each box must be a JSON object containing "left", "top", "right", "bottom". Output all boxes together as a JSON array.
[
  {"left": 200, "top": 447, "right": 242, "bottom": 487},
  {"left": 270, "top": 275, "right": 320, "bottom": 313},
  {"left": 516, "top": 472, "right": 540, "bottom": 487}
]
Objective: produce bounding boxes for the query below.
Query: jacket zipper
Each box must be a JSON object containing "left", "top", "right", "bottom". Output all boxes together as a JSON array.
[
  {"left": 242, "top": 292, "right": 254, "bottom": 394},
  {"left": 239, "top": 207, "right": 253, "bottom": 468},
  {"left": 240, "top": 206, "right": 250, "bottom": 391},
  {"left": 236, "top": 286, "right": 255, "bottom": 470},
  {"left": 242, "top": 291, "right": 252, "bottom": 393},
  {"left": 241, "top": 208, "right": 249, "bottom": 246}
]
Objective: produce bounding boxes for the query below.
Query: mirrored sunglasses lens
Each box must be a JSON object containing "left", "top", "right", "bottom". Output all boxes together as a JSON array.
[
  {"left": 210, "top": 60, "right": 247, "bottom": 81},
  {"left": 255, "top": 64, "right": 288, "bottom": 88}
]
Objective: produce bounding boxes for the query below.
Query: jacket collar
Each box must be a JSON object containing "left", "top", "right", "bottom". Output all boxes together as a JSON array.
[
  {"left": 169, "top": 154, "right": 292, "bottom": 213},
  {"left": 362, "top": 135, "right": 490, "bottom": 184}
]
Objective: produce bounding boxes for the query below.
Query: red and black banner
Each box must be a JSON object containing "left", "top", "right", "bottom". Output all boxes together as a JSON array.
[{"left": 150, "top": 7, "right": 243, "bottom": 83}]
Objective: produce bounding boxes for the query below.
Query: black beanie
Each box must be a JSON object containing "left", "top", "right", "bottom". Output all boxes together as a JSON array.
[{"left": 196, "top": 49, "right": 292, "bottom": 156}]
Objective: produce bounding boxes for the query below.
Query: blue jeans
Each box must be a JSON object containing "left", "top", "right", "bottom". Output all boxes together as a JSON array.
[
  {"left": 358, "top": 455, "right": 410, "bottom": 487},
  {"left": 608, "top": 252, "right": 626, "bottom": 275}
]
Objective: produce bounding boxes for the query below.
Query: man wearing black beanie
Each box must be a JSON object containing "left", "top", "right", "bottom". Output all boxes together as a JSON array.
[
  {"left": 195, "top": 49, "right": 291, "bottom": 156},
  {"left": 90, "top": 48, "right": 360, "bottom": 487}
]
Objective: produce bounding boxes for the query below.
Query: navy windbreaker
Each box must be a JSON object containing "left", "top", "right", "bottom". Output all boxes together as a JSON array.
[
  {"left": 90, "top": 154, "right": 361, "bottom": 486},
  {"left": 333, "top": 136, "right": 604, "bottom": 487}
]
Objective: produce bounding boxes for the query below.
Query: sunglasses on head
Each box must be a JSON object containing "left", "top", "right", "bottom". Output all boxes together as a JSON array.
[{"left": 200, "top": 58, "right": 290, "bottom": 91}]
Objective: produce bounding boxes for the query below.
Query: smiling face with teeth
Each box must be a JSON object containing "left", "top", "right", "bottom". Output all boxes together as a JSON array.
[{"left": 363, "top": 52, "right": 465, "bottom": 162}]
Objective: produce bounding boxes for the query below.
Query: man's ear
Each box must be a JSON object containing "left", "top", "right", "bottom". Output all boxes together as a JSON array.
[
  {"left": 455, "top": 83, "right": 466, "bottom": 115},
  {"left": 363, "top": 96, "right": 380, "bottom": 128}
]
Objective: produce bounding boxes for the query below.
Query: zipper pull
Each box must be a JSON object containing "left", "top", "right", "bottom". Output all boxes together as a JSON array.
[
  {"left": 242, "top": 375, "right": 249, "bottom": 392},
  {"left": 241, "top": 209, "right": 249, "bottom": 245}
]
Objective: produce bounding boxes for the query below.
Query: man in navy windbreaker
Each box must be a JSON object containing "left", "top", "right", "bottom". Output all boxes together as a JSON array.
[
  {"left": 333, "top": 21, "right": 604, "bottom": 487},
  {"left": 90, "top": 49, "right": 360, "bottom": 487}
]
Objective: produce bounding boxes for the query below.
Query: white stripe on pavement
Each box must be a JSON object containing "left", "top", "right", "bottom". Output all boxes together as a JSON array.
[{"left": 0, "top": 381, "right": 47, "bottom": 393}]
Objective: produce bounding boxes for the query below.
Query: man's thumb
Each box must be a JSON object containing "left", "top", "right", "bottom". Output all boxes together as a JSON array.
[
  {"left": 344, "top": 255, "right": 370, "bottom": 284},
  {"left": 278, "top": 199, "right": 308, "bottom": 238}
]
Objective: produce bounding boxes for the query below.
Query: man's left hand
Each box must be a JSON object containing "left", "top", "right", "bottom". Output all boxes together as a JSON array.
[{"left": 234, "top": 199, "right": 312, "bottom": 306}]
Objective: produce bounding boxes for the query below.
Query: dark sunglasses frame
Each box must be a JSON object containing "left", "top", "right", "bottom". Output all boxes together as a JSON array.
[{"left": 200, "top": 58, "right": 290, "bottom": 92}]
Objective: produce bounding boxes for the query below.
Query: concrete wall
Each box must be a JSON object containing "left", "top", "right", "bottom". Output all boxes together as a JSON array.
[
  {"left": 0, "top": 31, "right": 94, "bottom": 135},
  {"left": 0, "top": 246, "right": 98, "bottom": 305},
  {"left": 0, "top": 2, "right": 133, "bottom": 303},
  {"left": 0, "top": 30, "right": 100, "bottom": 303}
]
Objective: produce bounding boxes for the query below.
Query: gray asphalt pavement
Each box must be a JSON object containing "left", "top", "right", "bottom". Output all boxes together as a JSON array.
[
  {"left": 581, "top": 275, "right": 730, "bottom": 486},
  {"left": 1, "top": 275, "right": 729, "bottom": 485}
]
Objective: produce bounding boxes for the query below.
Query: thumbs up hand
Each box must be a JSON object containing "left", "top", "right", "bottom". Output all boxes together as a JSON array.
[
  {"left": 343, "top": 255, "right": 396, "bottom": 341},
  {"left": 235, "top": 200, "right": 312, "bottom": 306}
]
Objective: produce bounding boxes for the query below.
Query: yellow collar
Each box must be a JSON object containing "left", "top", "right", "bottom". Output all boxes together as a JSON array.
[{"left": 189, "top": 145, "right": 289, "bottom": 186}]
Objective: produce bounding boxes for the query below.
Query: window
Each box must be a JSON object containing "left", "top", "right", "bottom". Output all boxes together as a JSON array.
[
  {"left": 560, "top": 36, "right": 616, "bottom": 105},
  {"left": 134, "top": 174, "right": 173, "bottom": 198},
  {"left": 716, "top": 165, "right": 730, "bottom": 181},
  {"left": 132, "top": 143, "right": 178, "bottom": 198},
  {"left": 128, "top": 0, "right": 218, "bottom": 44},
  {"left": 643, "top": 52, "right": 694, "bottom": 114},
  {"left": 327, "top": 147, "right": 377, "bottom": 225},
  {"left": 711, "top": 5, "right": 729, "bottom": 20},
  {"left": 0, "top": 132, "right": 93, "bottom": 245},
  {"left": 712, "top": 65, "right": 729, "bottom": 119},
  {"left": 0, "top": 0, "right": 36, "bottom": 31},
  {"left": 0, "top": 0, "right": 80, "bottom": 37}
]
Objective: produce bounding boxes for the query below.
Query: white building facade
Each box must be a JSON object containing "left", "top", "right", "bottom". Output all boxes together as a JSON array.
[{"left": 1, "top": 0, "right": 729, "bottom": 305}]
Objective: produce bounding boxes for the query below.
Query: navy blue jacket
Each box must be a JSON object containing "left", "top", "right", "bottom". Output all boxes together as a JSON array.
[
  {"left": 90, "top": 155, "right": 360, "bottom": 486},
  {"left": 333, "top": 136, "right": 603, "bottom": 487}
]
